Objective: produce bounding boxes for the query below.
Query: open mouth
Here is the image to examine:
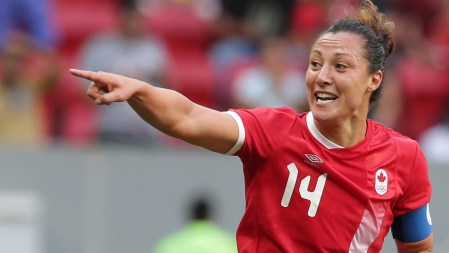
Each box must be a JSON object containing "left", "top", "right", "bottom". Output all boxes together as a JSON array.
[{"left": 315, "top": 92, "right": 338, "bottom": 104}]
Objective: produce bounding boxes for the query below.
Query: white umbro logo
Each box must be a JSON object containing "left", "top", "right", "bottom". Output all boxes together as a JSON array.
[{"left": 305, "top": 154, "right": 324, "bottom": 163}]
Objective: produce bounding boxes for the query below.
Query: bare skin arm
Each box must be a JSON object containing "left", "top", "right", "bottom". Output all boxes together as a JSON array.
[
  {"left": 69, "top": 69, "right": 239, "bottom": 153},
  {"left": 395, "top": 234, "right": 433, "bottom": 253}
]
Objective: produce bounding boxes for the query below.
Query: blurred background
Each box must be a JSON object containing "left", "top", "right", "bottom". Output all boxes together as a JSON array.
[{"left": 0, "top": 0, "right": 448, "bottom": 252}]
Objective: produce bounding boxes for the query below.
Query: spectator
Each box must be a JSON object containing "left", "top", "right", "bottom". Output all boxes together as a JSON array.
[
  {"left": 0, "top": 31, "right": 59, "bottom": 146},
  {"left": 153, "top": 196, "right": 237, "bottom": 253},
  {"left": 144, "top": 0, "right": 222, "bottom": 108},
  {"left": 208, "top": 11, "right": 257, "bottom": 109},
  {"left": 0, "top": 0, "right": 58, "bottom": 50},
  {"left": 231, "top": 37, "right": 308, "bottom": 112},
  {"left": 144, "top": 0, "right": 221, "bottom": 58},
  {"left": 77, "top": 0, "right": 169, "bottom": 145}
]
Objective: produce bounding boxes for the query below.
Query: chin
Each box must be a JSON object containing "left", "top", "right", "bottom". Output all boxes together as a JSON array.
[{"left": 310, "top": 107, "right": 338, "bottom": 122}]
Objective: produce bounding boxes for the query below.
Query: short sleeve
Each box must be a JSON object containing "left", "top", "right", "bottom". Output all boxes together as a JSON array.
[
  {"left": 228, "top": 107, "right": 299, "bottom": 161},
  {"left": 394, "top": 142, "right": 432, "bottom": 216}
]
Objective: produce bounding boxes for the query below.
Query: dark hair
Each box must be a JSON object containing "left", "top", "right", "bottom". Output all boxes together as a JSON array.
[{"left": 321, "top": 0, "right": 394, "bottom": 105}]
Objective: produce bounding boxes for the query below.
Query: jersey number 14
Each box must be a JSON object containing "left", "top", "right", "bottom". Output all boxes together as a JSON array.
[{"left": 281, "top": 163, "right": 328, "bottom": 217}]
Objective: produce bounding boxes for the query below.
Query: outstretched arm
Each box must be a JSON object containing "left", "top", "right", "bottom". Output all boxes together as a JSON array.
[{"left": 70, "top": 69, "right": 239, "bottom": 153}]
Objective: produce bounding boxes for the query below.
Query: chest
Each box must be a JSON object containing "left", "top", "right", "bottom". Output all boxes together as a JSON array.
[{"left": 244, "top": 137, "right": 400, "bottom": 220}]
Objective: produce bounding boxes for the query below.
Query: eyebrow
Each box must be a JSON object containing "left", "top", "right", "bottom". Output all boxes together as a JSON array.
[
  {"left": 311, "top": 49, "right": 322, "bottom": 55},
  {"left": 311, "top": 49, "right": 353, "bottom": 58}
]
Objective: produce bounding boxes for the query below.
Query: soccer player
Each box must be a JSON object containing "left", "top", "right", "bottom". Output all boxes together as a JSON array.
[{"left": 70, "top": 1, "right": 433, "bottom": 252}]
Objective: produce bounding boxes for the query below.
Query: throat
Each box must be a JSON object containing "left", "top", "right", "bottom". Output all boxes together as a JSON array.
[{"left": 309, "top": 113, "right": 367, "bottom": 148}]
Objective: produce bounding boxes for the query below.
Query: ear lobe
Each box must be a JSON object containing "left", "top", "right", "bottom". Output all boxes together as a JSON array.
[{"left": 368, "top": 70, "right": 383, "bottom": 92}]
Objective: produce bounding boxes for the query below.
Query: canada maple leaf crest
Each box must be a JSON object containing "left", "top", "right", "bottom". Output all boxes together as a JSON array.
[
  {"left": 375, "top": 169, "right": 388, "bottom": 195},
  {"left": 377, "top": 172, "right": 386, "bottom": 183}
]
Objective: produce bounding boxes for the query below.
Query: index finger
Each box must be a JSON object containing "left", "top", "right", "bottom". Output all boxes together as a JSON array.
[{"left": 69, "top": 69, "right": 102, "bottom": 82}]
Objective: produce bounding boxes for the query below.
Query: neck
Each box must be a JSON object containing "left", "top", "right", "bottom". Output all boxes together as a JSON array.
[{"left": 314, "top": 115, "right": 367, "bottom": 148}]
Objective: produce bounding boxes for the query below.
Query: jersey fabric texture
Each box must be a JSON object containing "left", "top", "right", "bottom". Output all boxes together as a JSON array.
[{"left": 227, "top": 107, "right": 432, "bottom": 253}]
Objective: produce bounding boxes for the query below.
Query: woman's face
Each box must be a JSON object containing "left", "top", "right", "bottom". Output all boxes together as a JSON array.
[{"left": 305, "top": 32, "right": 382, "bottom": 123}]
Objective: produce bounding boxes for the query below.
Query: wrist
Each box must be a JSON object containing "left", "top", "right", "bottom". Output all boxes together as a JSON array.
[{"left": 131, "top": 80, "right": 152, "bottom": 101}]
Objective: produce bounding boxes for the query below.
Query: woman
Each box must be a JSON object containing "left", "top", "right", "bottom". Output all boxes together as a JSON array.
[{"left": 70, "top": 1, "right": 433, "bottom": 252}]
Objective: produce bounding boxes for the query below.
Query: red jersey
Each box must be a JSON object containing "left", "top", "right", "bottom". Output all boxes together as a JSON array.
[{"left": 227, "top": 107, "right": 431, "bottom": 253}]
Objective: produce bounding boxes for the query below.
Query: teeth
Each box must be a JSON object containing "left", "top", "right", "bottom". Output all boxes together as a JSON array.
[
  {"left": 316, "top": 98, "right": 334, "bottom": 104},
  {"left": 316, "top": 93, "right": 337, "bottom": 99},
  {"left": 315, "top": 92, "right": 338, "bottom": 104}
]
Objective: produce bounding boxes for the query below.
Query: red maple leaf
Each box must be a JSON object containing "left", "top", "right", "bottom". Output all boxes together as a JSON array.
[{"left": 377, "top": 172, "right": 386, "bottom": 183}]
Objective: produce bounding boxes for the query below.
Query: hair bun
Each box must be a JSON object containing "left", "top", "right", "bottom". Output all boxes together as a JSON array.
[{"left": 349, "top": 0, "right": 395, "bottom": 57}]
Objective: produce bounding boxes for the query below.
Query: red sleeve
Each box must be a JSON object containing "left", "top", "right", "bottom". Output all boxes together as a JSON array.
[{"left": 393, "top": 140, "right": 432, "bottom": 216}]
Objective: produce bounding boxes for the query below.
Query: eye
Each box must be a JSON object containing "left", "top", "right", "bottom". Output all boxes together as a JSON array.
[
  {"left": 336, "top": 63, "right": 347, "bottom": 69},
  {"left": 310, "top": 61, "right": 321, "bottom": 69}
]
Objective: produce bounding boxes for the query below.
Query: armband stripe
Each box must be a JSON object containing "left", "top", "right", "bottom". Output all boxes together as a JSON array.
[{"left": 391, "top": 204, "right": 432, "bottom": 243}]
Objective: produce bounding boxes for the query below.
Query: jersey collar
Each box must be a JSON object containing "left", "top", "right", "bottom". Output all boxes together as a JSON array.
[{"left": 306, "top": 112, "right": 344, "bottom": 149}]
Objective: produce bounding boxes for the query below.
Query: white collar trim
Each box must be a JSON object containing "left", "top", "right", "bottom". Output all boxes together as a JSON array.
[{"left": 306, "top": 112, "right": 344, "bottom": 149}]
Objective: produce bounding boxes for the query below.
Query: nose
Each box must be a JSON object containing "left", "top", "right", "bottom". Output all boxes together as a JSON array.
[{"left": 315, "top": 65, "right": 333, "bottom": 86}]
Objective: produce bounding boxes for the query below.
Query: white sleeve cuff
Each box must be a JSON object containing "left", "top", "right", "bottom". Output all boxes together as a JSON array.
[{"left": 224, "top": 111, "right": 245, "bottom": 155}]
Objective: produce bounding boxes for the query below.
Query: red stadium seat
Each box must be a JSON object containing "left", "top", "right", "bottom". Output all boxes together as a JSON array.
[
  {"left": 146, "top": 2, "right": 214, "bottom": 59},
  {"left": 49, "top": 0, "right": 118, "bottom": 144},
  {"left": 168, "top": 56, "right": 216, "bottom": 108}
]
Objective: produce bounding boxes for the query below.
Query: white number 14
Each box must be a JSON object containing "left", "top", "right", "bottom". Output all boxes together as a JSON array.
[{"left": 281, "top": 163, "right": 327, "bottom": 217}]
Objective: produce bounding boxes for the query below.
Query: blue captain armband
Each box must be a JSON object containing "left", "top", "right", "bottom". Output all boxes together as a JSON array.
[{"left": 391, "top": 204, "right": 432, "bottom": 243}]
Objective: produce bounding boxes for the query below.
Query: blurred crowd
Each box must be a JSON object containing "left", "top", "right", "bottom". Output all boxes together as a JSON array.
[{"left": 1, "top": 0, "right": 449, "bottom": 163}]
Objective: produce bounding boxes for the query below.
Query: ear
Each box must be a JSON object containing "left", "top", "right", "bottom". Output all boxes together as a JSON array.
[{"left": 368, "top": 70, "right": 383, "bottom": 92}]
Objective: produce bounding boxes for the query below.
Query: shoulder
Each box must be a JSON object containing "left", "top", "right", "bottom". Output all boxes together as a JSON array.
[
  {"left": 233, "top": 106, "right": 302, "bottom": 118},
  {"left": 231, "top": 107, "right": 305, "bottom": 129},
  {"left": 369, "top": 120, "right": 428, "bottom": 182},
  {"left": 370, "top": 120, "right": 419, "bottom": 151}
]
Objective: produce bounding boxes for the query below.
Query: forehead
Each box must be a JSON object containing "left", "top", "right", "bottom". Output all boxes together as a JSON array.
[{"left": 311, "top": 32, "right": 366, "bottom": 58}]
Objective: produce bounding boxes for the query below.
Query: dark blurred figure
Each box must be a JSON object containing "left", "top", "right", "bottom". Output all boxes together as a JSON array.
[
  {"left": 153, "top": 196, "right": 237, "bottom": 253},
  {"left": 0, "top": 32, "right": 59, "bottom": 146},
  {"left": 243, "top": 0, "right": 296, "bottom": 39},
  {"left": 371, "top": 0, "right": 392, "bottom": 11},
  {"left": 77, "top": 0, "right": 169, "bottom": 145},
  {"left": 216, "top": 0, "right": 296, "bottom": 43}
]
